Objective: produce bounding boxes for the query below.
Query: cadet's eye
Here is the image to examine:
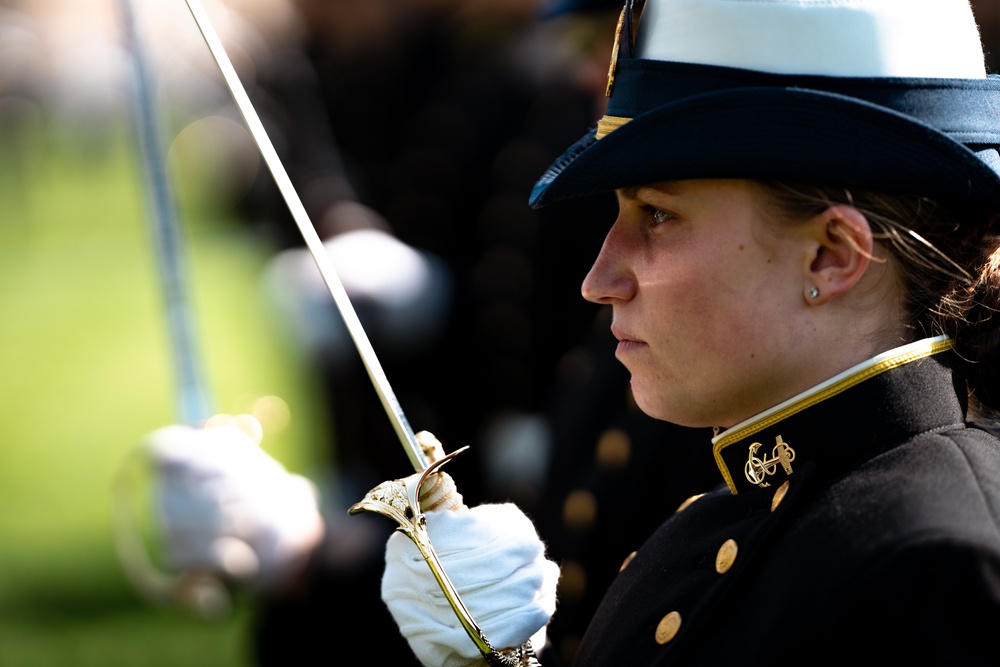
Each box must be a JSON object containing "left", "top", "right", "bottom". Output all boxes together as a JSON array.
[{"left": 640, "top": 205, "right": 674, "bottom": 226}]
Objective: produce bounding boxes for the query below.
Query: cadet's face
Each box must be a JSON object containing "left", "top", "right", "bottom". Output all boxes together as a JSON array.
[{"left": 582, "top": 180, "right": 811, "bottom": 428}]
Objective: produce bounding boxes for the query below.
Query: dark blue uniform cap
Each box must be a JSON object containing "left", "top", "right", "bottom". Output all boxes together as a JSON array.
[{"left": 529, "top": 0, "right": 1000, "bottom": 211}]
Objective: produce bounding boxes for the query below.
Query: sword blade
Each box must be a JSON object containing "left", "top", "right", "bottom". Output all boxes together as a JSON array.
[
  {"left": 120, "top": 0, "right": 213, "bottom": 427},
  {"left": 180, "top": 0, "right": 429, "bottom": 473}
]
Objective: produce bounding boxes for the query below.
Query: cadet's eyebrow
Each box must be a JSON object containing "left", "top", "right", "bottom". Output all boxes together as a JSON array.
[
  {"left": 618, "top": 184, "right": 680, "bottom": 203},
  {"left": 618, "top": 186, "right": 641, "bottom": 201}
]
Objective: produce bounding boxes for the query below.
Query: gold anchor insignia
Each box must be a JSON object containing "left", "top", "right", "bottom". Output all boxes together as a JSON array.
[{"left": 744, "top": 435, "right": 796, "bottom": 488}]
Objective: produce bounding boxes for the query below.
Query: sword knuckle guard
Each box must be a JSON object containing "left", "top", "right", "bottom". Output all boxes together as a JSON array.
[{"left": 348, "top": 434, "right": 542, "bottom": 666}]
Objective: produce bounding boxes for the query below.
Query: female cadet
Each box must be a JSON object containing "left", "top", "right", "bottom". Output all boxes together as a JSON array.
[{"left": 378, "top": 0, "right": 1000, "bottom": 665}]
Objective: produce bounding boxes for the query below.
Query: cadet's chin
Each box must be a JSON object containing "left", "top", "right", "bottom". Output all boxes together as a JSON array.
[
  {"left": 629, "top": 379, "right": 674, "bottom": 423},
  {"left": 630, "top": 378, "right": 713, "bottom": 429}
]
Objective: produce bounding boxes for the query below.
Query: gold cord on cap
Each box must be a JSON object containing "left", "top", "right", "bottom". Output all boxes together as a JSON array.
[{"left": 596, "top": 115, "right": 632, "bottom": 139}]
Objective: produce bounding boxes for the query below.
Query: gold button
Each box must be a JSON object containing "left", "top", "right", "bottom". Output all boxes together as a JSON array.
[
  {"left": 558, "top": 561, "right": 587, "bottom": 601},
  {"left": 716, "top": 539, "right": 738, "bottom": 574},
  {"left": 676, "top": 493, "right": 706, "bottom": 513},
  {"left": 563, "top": 490, "right": 598, "bottom": 530},
  {"left": 655, "top": 611, "right": 682, "bottom": 644},
  {"left": 596, "top": 428, "right": 631, "bottom": 469},
  {"left": 771, "top": 480, "right": 790, "bottom": 511},
  {"left": 619, "top": 551, "right": 637, "bottom": 572}
]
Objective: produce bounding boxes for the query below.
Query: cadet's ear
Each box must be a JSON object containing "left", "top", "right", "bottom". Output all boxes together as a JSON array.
[{"left": 802, "top": 205, "right": 874, "bottom": 305}]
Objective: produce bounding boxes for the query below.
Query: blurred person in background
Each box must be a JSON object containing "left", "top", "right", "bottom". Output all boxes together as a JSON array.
[
  {"left": 144, "top": 0, "right": 717, "bottom": 664},
  {"left": 238, "top": 1, "right": 722, "bottom": 664},
  {"left": 227, "top": 2, "right": 715, "bottom": 664}
]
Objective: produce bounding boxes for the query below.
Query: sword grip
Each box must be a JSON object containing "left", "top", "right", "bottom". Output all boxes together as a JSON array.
[
  {"left": 349, "top": 433, "right": 542, "bottom": 667},
  {"left": 413, "top": 431, "right": 465, "bottom": 512}
]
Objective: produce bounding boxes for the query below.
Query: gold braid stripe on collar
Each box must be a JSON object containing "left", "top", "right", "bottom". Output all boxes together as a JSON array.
[{"left": 711, "top": 336, "right": 954, "bottom": 494}]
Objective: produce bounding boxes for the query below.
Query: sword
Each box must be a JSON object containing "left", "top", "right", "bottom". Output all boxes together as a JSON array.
[
  {"left": 177, "top": 2, "right": 541, "bottom": 663},
  {"left": 180, "top": 0, "right": 431, "bottom": 473},
  {"left": 112, "top": 0, "right": 228, "bottom": 618},
  {"left": 119, "top": 0, "right": 213, "bottom": 428}
]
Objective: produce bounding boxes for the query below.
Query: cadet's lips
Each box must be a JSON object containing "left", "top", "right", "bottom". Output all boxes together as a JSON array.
[{"left": 611, "top": 325, "right": 646, "bottom": 355}]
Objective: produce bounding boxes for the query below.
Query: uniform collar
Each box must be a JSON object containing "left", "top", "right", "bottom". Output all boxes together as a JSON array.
[{"left": 711, "top": 335, "right": 963, "bottom": 494}]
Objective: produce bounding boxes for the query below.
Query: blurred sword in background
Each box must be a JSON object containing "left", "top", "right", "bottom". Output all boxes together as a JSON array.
[
  {"left": 118, "top": 0, "right": 214, "bottom": 430},
  {"left": 113, "top": 0, "right": 225, "bottom": 617}
]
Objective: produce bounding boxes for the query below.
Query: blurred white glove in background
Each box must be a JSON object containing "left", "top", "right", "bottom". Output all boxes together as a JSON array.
[
  {"left": 263, "top": 203, "right": 452, "bottom": 366},
  {"left": 382, "top": 503, "right": 560, "bottom": 667},
  {"left": 146, "top": 415, "right": 324, "bottom": 590}
]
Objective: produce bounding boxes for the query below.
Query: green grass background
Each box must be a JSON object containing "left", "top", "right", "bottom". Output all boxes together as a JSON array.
[{"left": 0, "top": 116, "right": 330, "bottom": 665}]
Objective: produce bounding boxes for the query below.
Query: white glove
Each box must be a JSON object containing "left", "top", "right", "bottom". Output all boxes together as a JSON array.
[
  {"left": 146, "top": 415, "right": 324, "bottom": 589},
  {"left": 382, "top": 503, "right": 560, "bottom": 667},
  {"left": 263, "top": 223, "right": 452, "bottom": 363}
]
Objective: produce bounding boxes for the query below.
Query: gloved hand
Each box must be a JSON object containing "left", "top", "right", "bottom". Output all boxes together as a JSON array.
[
  {"left": 146, "top": 414, "right": 325, "bottom": 590},
  {"left": 382, "top": 503, "right": 560, "bottom": 667},
  {"left": 262, "top": 209, "right": 452, "bottom": 365}
]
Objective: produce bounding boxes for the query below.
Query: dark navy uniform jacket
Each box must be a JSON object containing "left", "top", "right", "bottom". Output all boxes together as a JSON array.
[{"left": 571, "top": 336, "right": 1000, "bottom": 666}]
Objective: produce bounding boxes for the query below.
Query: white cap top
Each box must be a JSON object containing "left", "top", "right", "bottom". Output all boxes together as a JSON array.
[{"left": 639, "top": 0, "right": 987, "bottom": 78}]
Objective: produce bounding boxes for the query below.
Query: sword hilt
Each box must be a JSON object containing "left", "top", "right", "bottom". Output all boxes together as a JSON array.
[{"left": 349, "top": 432, "right": 542, "bottom": 667}]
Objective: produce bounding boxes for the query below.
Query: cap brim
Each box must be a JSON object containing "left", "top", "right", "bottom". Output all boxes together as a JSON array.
[{"left": 530, "top": 87, "right": 1000, "bottom": 209}]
